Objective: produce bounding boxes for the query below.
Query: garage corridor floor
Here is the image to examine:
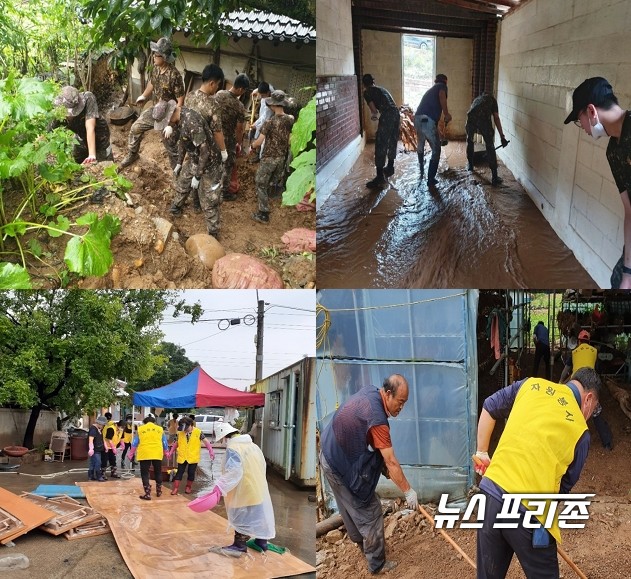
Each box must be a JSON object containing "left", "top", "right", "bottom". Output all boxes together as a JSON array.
[{"left": 317, "top": 141, "right": 597, "bottom": 288}]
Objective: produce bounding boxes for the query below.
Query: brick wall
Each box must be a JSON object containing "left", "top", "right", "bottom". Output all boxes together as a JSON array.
[{"left": 316, "top": 75, "right": 360, "bottom": 171}]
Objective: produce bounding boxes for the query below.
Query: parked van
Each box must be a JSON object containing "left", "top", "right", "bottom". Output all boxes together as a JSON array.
[{"left": 194, "top": 414, "right": 224, "bottom": 438}]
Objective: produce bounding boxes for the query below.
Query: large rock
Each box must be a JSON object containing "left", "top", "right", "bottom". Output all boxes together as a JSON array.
[
  {"left": 185, "top": 234, "right": 225, "bottom": 269},
  {"left": 212, "top": 253, "right": 284, "bottom": 289},
  {"left": 281, "top": 228, "right": 316, "bottom": 253}
]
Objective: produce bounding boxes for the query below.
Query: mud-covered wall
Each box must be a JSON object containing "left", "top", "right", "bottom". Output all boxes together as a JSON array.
[{"left": 497, "top": 0, "right": 631, "bottom": 287}]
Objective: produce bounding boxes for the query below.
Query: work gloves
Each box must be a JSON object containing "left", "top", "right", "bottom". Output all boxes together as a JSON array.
[
  {"left": 163, "top": 126, "right": 173, "bottom": 139},
  {"left": 173, "top": 164, "right": 182, "bottom": 177},
  {"left": 191, "top": 176, "right": 200, "bottom": 189},
  {"left": 221, "top": 149, "right": 229, "bottom": 163},
  {"left": 404, "top": 488, "right": 418, "bottom": 510}
]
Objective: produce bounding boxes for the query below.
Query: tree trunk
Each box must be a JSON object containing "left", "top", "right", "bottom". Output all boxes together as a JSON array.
[{"left": 22, "top": 405, "right": 44, "bottom": 448}]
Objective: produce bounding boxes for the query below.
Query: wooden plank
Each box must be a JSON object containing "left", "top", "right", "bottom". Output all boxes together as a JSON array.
[
  {"left": 65, "top": 516, "right": 111, "bottom": 540},
  {"left": 79, "top": 479, "right": 315, "bottom": 579},
  {"left": 0, "top": 487, "right": 55, "bottom": 544},
  {"left": 20, "top": 493, "right": 101, "bottom": 535}
]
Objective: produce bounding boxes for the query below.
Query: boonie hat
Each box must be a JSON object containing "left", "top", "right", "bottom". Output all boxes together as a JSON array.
[
  {"left": 152, "top": 99, "right": 177, "bottom": 131},
  {"left": 150, "top": 37, "right": 173, "bottom": 59},
  {"left": 564, "top": 77, "right": 616, "bottom": 124},
  {"left": 265, "top": 90, "right": 289, "bottom": 107},
  {"left": 96, "top": 416, "right": 108, "bottom": 426},
  {"left": 54, "top": 86, "right": 86, "bottom": 117}
]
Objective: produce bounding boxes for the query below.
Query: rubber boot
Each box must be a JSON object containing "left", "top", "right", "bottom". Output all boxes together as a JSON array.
[
  {"left": 427, "top": 159, "right": 439, "bottom": 187},
  {"left": 139, "top": 484, "right": 151, "bottom": 500},
  {"left": 222, "top": 532, "right": 249, "bottom": 558},
  {"left": 491, "top": 169, "right": 503, "bottom": 186},
  {"left": 110, "top": 466, "right": 121, "bottom": 479},
  {"left": 185, "top": 480, "right": 193, "bottom": 494},
  {"left": 383, "top": 160, "right": 395, "bottom": 177},
  {"left": 366, "top": 168, "right": 386, "bottom": 189},
  {"left": 156, "top": 483, "right": 162, "bottom": 497},
  {"left": 120, "top": 151, "right": 139, "bottom": 169},
  {"left": 171, "top": 480, "right": 180, "bottom": 495},
  {"left": 254, "top": 538, "right": 269, "bottom": 552}
]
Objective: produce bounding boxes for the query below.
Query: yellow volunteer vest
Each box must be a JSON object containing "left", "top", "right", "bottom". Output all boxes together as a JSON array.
[
  {"left": 224, "top": 437, "right": 267, "bottom": 509},
  {"left": 112, "top": 426, "right": 123, "bottom": 447},
  {"left": 485, "top": 378, "right": 587, "bottom": 543},
  {"left": 104, "top": 421, "right": 117, "bottom": 448},
  {"left": 136, "top": 422, "right": 164, "bottom": 461},
  {"left": 177, "top": 427, "right": 203, "bottom": 464},
  {"left": 123, "top": 424, "right": 133, "bottom": 443},
  {"left": 572, "top": 343, "right": 597, "bottom": 370}
]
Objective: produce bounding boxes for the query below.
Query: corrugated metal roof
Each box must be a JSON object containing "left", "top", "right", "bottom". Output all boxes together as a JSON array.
[{"left": 220, "top": 9, "right": 315, "bottom": 44}]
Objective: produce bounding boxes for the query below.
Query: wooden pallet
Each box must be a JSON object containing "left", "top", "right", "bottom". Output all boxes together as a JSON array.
[{"left": 20, "top": 493, "right": 101, "bottom": 535}]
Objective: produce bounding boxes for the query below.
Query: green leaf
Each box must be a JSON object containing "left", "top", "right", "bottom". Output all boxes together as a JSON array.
[
  {"left": 290, "top": 97, "right": 315, "bottom": 158},
  {"left": 64, "top": 213, "right": 121, "bottom": 276},
  {"left": 290, "top": 148, "right": 316, "bottom": 170},
  {"left": 283, "top": 165, "right": 314, "bottom": 207},
  {"left": 28, "top": 238, "right": 43, "bottom": 257},
  {"left": 47, "top": 215, "right": 70, "bottom": 238},
  {"left": 150, "top": 13, "right": 163, "bottom": 29},
  {"left": 2, "top": 222, "right": 28, "bottom": 237},
  {"left": 0, "top": 263, "right": 32, "bottom": 289},
  {"left": 39, "top": 203, "right": 57, "bottom": 218}
]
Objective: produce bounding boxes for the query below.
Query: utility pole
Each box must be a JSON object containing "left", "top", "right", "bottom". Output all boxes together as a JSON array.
[{"left": 255, "top": 297, "right": 264, "bottom": 382}]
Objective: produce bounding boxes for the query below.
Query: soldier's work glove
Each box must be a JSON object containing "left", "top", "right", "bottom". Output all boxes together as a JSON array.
[
  {"left": 173, "top": 164, "right": 182, "bottom": 177},
  {"left": 135, "top": 95, "right": 146, "bottom": 105},
  {"left": 404, "top": 488, "right": 418, "bottom": 510},
  {"left": 221, "top": 149, "right": 229, "bottom": 163},
  {"left": 473, "top": 451, "right": 491, "bottom": 475},
  {"left": 163, "top": 125, "right": 173, "bottom": 139},
  {"left": 501, "top": 136, "right": 509, "bottom": 148},
  {"left": 191, "top": 176, "right": 200, "bottom": 189},
  {"left": 81, "top": 156, "right": 97, "bottom": 165}
]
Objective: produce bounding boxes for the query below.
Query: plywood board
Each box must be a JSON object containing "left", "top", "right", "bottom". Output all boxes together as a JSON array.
[
  {"left": 0, "top": 487, "right": 55, "bottom": 544},
  {"left": 79, "top": 479, "right": 315, "bottom": 579},
  {"left": 65, "top": 516, "right": 111, "bottom": 540}
]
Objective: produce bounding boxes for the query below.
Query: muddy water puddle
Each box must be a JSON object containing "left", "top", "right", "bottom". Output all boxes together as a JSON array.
[{"left": 317, "top": 141, "right": 596, "bottom": 288}]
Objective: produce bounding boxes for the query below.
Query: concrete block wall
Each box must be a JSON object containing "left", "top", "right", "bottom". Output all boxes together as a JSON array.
[
  {"left": 316, "top": 0, "right": 354, "bottom": 76},
  {"left": 361, "top": 30, "right": 403, "bottom": 141},
  {"left": 316, "top": 76, "right": 360, "bottom": 170},
  {"left": 498, "top": 0, "right": 631, "bottom": 287},
  {"left": 0, "top": 408, "right": 57, "bottom": 449},
  {"left": 436, "top": 37, "right": 473, "bottom": 139}
]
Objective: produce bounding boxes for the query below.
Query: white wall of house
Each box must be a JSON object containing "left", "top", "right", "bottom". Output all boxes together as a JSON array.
[{"left": 497, "top": 0, "right": 631, "bottom": 287}]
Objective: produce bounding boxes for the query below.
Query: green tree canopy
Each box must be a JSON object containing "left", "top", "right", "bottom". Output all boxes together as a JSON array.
[{"left": 0, "top": 290, "right": 202, "bottom": 447}]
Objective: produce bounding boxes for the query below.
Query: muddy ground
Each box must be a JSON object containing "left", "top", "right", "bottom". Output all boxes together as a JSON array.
[
  {"left": 317, "top": 141, "right": 596, "bottom": 289},
  {"left": 10, "top": 117, "right": 315, "bottom": 289},
  {"left": 316, "top": 376, "right": 631, "bottom": 579}
]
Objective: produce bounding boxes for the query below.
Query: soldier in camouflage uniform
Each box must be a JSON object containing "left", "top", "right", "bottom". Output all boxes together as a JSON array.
[
  {"left": 214, "top": 73, "right": 250, "bottom": 201},
  {"left": 52, "top": 86, "right": 112, "bottom": 164},
  {"left": 250, "top": 90, "right": 294, "bottom": 223},
  {"left": 184, "top": 64, "right": 229, "bottom": 212},
  {"left": 565, "top": 77, "right": 631, "bottom": 289},
  {"left": 466, "top": 93, "right": 509, "bottom": 185},
  {"left": 120, "top": 37, "right": 185, "bottom": 169},
  {"left": 362, "top": 74, "right": 401, "bottom": 189},
  {"left": 169, "top": 106, "right": 224, "bottom": 238}
]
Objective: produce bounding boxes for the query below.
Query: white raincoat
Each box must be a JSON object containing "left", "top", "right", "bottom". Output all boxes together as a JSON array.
[{"left": 214, "top": 434, "right": 275, "bottom": 539}]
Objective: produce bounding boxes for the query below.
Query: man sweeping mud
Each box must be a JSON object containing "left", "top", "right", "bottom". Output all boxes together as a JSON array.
[
  {"left": 320, "top": 374, "right": 418, "bottom": 575},
  {"left": 474, "top": 367, "right": 601, "bottom": 578}
]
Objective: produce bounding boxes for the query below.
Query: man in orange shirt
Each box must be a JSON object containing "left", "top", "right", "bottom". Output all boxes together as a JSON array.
[{"left": 320, "top": 374, "right": 418, "bottom": 575}]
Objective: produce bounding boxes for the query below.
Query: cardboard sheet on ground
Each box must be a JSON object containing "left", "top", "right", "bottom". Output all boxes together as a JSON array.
[{"left": 78, "top": 479, "right": 315, "bottom": 578}]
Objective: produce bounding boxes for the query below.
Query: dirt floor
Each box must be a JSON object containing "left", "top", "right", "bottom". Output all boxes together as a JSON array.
[
  {"left": 316, "top": 374, "right": 631, "bottom": 579},
  {"left": 317, "top": 141, "right": 597, "bottom": 289},
  {"left": 8, "top": 117, "right": 315, "bottom": 289},
  {"left": 0, "top": 450, "right": 315, "bottom": 578}
]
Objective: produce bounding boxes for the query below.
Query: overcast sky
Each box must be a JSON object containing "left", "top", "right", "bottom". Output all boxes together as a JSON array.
[{"left": 158, "top": 290, "right": 316, "bottom": 390}]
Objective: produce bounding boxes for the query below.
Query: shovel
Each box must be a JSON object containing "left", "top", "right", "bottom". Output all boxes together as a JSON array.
[
  {"left": 495, "top": 139, "right": 510, "bottom": 150},
  {"left": 243, "top": 95, "right": 259, "bottom": 155}
]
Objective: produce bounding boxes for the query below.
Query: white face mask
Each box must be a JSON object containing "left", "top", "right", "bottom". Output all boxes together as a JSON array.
[{"left": 589, "top": 111, "right": 608, "bottom": 139}]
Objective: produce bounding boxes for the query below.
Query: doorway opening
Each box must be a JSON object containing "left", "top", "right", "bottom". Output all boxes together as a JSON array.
[{"left": 402, "top": 34, "right": 435, "bottom": 108}]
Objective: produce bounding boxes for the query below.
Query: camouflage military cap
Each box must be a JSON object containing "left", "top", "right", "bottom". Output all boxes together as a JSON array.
[
  {"left": 54, "top": 86, "right": 85, "bottom": 116},
  {"left": 152, "top": 99, "right": 177, "bottom": 131}
]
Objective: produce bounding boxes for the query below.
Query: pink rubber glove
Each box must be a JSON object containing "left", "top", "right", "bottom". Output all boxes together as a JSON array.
[
  {"left": 208, "top": 446, "right": 215, "bottom": 460},
  {"left": 88, "top": 448, "right": 94, "bottom": 457},
  {"left": 165, "top": 449, "right": 172, "bottom": 460},
  {"left": 127, "top": 448, "right": 135, "bottom": 461}
]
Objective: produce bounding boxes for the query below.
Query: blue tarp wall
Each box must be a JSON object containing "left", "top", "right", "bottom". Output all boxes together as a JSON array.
[{"left": 316, "top": 289, "right": 479, "bottom": 505}]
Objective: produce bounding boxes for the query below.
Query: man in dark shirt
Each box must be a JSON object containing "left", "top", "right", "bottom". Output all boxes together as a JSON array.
[
  {"left": 565, "top": 77, "right": 631, "bottom": 288},
  {"left": 466, "top": 93, "right": 509, "bottom": 185},
  {"left": 532, "top": 321, "right": 551, "bottom": 379},
  {"left": 88, "top": 416, "right": 108, "bottom": 481},
  {"left": 52, "top": 86, "right": 112, "bottom": 164},
  {"left": 362, "top": 74, "right": 400, "bottom": 189},
  {"left": 414, "top": 74, "right": 451, "bottom": 187},
  {"left": 474, "top": 368, "right": 600, "bottom": 578}
]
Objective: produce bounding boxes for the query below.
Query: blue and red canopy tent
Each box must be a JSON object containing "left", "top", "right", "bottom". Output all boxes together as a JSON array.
[{"left": 132, "top": 366, "right": 265, "bottom": 408}]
